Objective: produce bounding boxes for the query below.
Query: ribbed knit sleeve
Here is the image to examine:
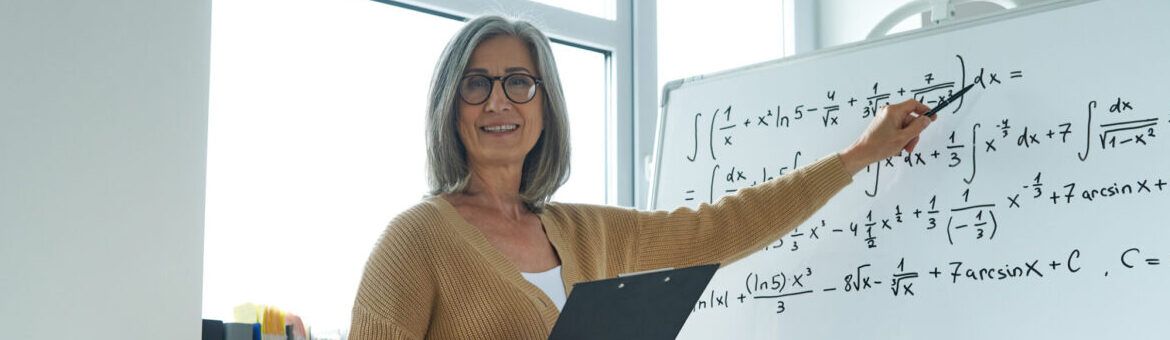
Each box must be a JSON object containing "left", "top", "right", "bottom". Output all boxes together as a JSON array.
[
  {"left": 633, "top": 153, "right": 853, "bottom": 271},
  {"left": 350, "top": 306, "right": 423, "bottom": 340},
  {"left": 350, "top": 207, "right": 437, "bottom": 340}
]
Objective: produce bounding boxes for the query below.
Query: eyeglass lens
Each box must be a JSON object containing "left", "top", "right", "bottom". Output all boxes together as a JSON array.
[{"left": 459, "top": 74, "right": 538, "bottom": 105}]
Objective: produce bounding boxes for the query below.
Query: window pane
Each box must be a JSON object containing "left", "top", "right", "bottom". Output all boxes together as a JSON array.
[
  {"left": 890, "top": 14, "right": 924, "bottom": 35},
  {"left": 205, "top": 0, "right": 461, "bottom": 330},
  {"left": 549, "top": 43, "right": 608, "bottom": 204},
  {"left": 657, "top": 0, "right": 785, "bottom": 106},
  {"left": 529, "top": 0, "right": 615, "bottom": 20},
  {"left": 206, "top": 0, "right": 611, "bottom": 332}
]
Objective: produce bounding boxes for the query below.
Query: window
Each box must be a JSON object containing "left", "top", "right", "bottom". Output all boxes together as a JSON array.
[
  {"left": 549, "top": 43, "right": 607, "bottom": 203},
  {"left": 204, "top": 0, "right": 461, "bottom": 329},
  {"left": 204, "top": 0, "right": 628, "bottom": 332},
  {"left": 530, "top": 0, "right": 615, "bottom": 20}
]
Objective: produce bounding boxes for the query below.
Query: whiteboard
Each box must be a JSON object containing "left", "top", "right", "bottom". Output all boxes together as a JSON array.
[{"left": 649, "top": 1, "right": 1170, "bottom": 339}]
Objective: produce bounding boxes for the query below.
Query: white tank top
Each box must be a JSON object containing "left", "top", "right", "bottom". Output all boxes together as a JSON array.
[{"left": 521, "top": 266, "right": 567, "bottom": 311}]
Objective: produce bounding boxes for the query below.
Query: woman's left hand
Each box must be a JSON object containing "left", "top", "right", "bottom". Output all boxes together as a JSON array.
[{"left": 838, "top": 99, "right": 937, "bottom": 174}]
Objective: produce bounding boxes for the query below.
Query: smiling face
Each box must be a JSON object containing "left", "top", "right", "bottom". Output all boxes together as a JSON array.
[{"left": 457, "top": 36, "right": 544, "bottom": 170}]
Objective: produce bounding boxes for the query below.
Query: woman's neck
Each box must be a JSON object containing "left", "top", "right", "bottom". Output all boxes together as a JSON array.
[{"left": 458, "top": 164, "right": 529, "bottom": 219}]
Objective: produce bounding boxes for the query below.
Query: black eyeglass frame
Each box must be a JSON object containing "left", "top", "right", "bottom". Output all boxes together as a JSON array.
[{"left": 457, "top": 73, "right": 544, "bottom": 105}]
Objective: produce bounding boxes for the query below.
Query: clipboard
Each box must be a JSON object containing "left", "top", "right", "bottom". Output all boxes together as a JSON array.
[{"left": 548, "top": 263, "right": 720, "bottom": 340}]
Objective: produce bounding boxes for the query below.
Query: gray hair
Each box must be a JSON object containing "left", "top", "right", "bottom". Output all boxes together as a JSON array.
[{"left": 425, "top": 15, "right": 571, "bottom": 213}]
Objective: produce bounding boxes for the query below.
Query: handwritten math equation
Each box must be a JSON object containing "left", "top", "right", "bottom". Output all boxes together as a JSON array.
[
  {"left": 667, "top": 54, "right": 1170, "bottom": 317},
  {"left": 692, "top": 247, "right": 1167, "bottom": 316},
  {"left": 682, "top": 54, "right": 1166, "bottom": 202}
]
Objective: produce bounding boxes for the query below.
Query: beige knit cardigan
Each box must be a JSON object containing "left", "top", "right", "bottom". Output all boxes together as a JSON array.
[{"left": 350, "top": 154, "right": 853, "bottom": 339}]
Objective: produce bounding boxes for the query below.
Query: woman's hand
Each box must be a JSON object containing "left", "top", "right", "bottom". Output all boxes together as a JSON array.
[{"left": 839, "top": 99, "right": 937, "bottom": 174}]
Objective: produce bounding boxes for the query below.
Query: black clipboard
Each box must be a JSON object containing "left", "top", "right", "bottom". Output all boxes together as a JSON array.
[{"left": 548, "top": 263, "right": 720, "bottom": 340}]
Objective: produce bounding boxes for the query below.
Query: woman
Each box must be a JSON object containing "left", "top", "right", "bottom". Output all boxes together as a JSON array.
[{"left": 350, "top": 15, "right": 935, "bottom": 339}]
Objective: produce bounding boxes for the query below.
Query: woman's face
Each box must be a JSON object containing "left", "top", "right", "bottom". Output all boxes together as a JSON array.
[{"left": 457, "top": 36, "right": 544, "bottom": 169}]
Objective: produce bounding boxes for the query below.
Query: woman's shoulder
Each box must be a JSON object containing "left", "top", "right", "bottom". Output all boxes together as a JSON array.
[
  {"left": 371, "top": 197, "right": 459, "bottom": 254},
  {"left": 544, "top": 200, "right": 633, "bottom": 215},
  {"left": 355, "top": 199, "right": 448, "bottom": 330},
  {"left": 385, "top": 197, "right": 447, "bottom": 228},
  {"left": 542, "top": 201, "right": 641, "bottom": 228}
]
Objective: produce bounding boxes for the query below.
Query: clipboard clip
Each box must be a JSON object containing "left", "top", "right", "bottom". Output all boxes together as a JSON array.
[
  {"left": 617, "top": 267, "right": 676, "bottom": 288},
  {"left": 618, "top": 267, "right": 675, "bottom": 278}
]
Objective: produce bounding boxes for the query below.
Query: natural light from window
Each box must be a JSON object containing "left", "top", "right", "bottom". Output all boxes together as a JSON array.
[
  {"left": 529, "top": 0, "right": 615, "bottom": 20},
  {"left": 205, "top": 0, "right": 608, "bottom": 333}
]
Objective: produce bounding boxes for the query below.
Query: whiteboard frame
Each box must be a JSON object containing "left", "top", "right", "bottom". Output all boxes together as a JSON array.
[{"left": 647, "top": 0, "right": 1094, "bottom": 209}]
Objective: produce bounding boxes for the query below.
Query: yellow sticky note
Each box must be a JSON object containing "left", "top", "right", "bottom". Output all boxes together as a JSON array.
[{"left": 233, "top": 303, "right": 261, "bottom": 324}]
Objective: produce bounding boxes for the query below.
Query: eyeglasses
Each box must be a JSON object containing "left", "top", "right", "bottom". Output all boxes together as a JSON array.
[{"left": 458, "top": 73, "right": 543, "bottom": 105}]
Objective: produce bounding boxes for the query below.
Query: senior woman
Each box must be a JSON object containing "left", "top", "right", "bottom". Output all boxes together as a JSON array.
[{"left": 351, "top": 15, "right": 935, "bottom": 339}]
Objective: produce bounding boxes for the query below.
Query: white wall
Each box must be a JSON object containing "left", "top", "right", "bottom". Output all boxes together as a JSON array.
[
  {"left": 0, "top": 1, "right": 211, "bottom": 339},
  {"left": 814, "top": 0, "right": 912, "bottom": 48},
  {"left": 813, "top": 0, "right": 1053, "bottom": 49}
]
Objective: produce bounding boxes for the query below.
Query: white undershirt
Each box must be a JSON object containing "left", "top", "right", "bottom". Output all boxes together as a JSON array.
[{"left": 521, "top": 265, "right": 567, "bottom": 311}]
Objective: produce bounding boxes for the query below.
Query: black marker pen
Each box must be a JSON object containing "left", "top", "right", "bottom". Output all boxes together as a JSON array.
[{"left": 924, "top": 83, "right": 975, "bottom": 117}]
